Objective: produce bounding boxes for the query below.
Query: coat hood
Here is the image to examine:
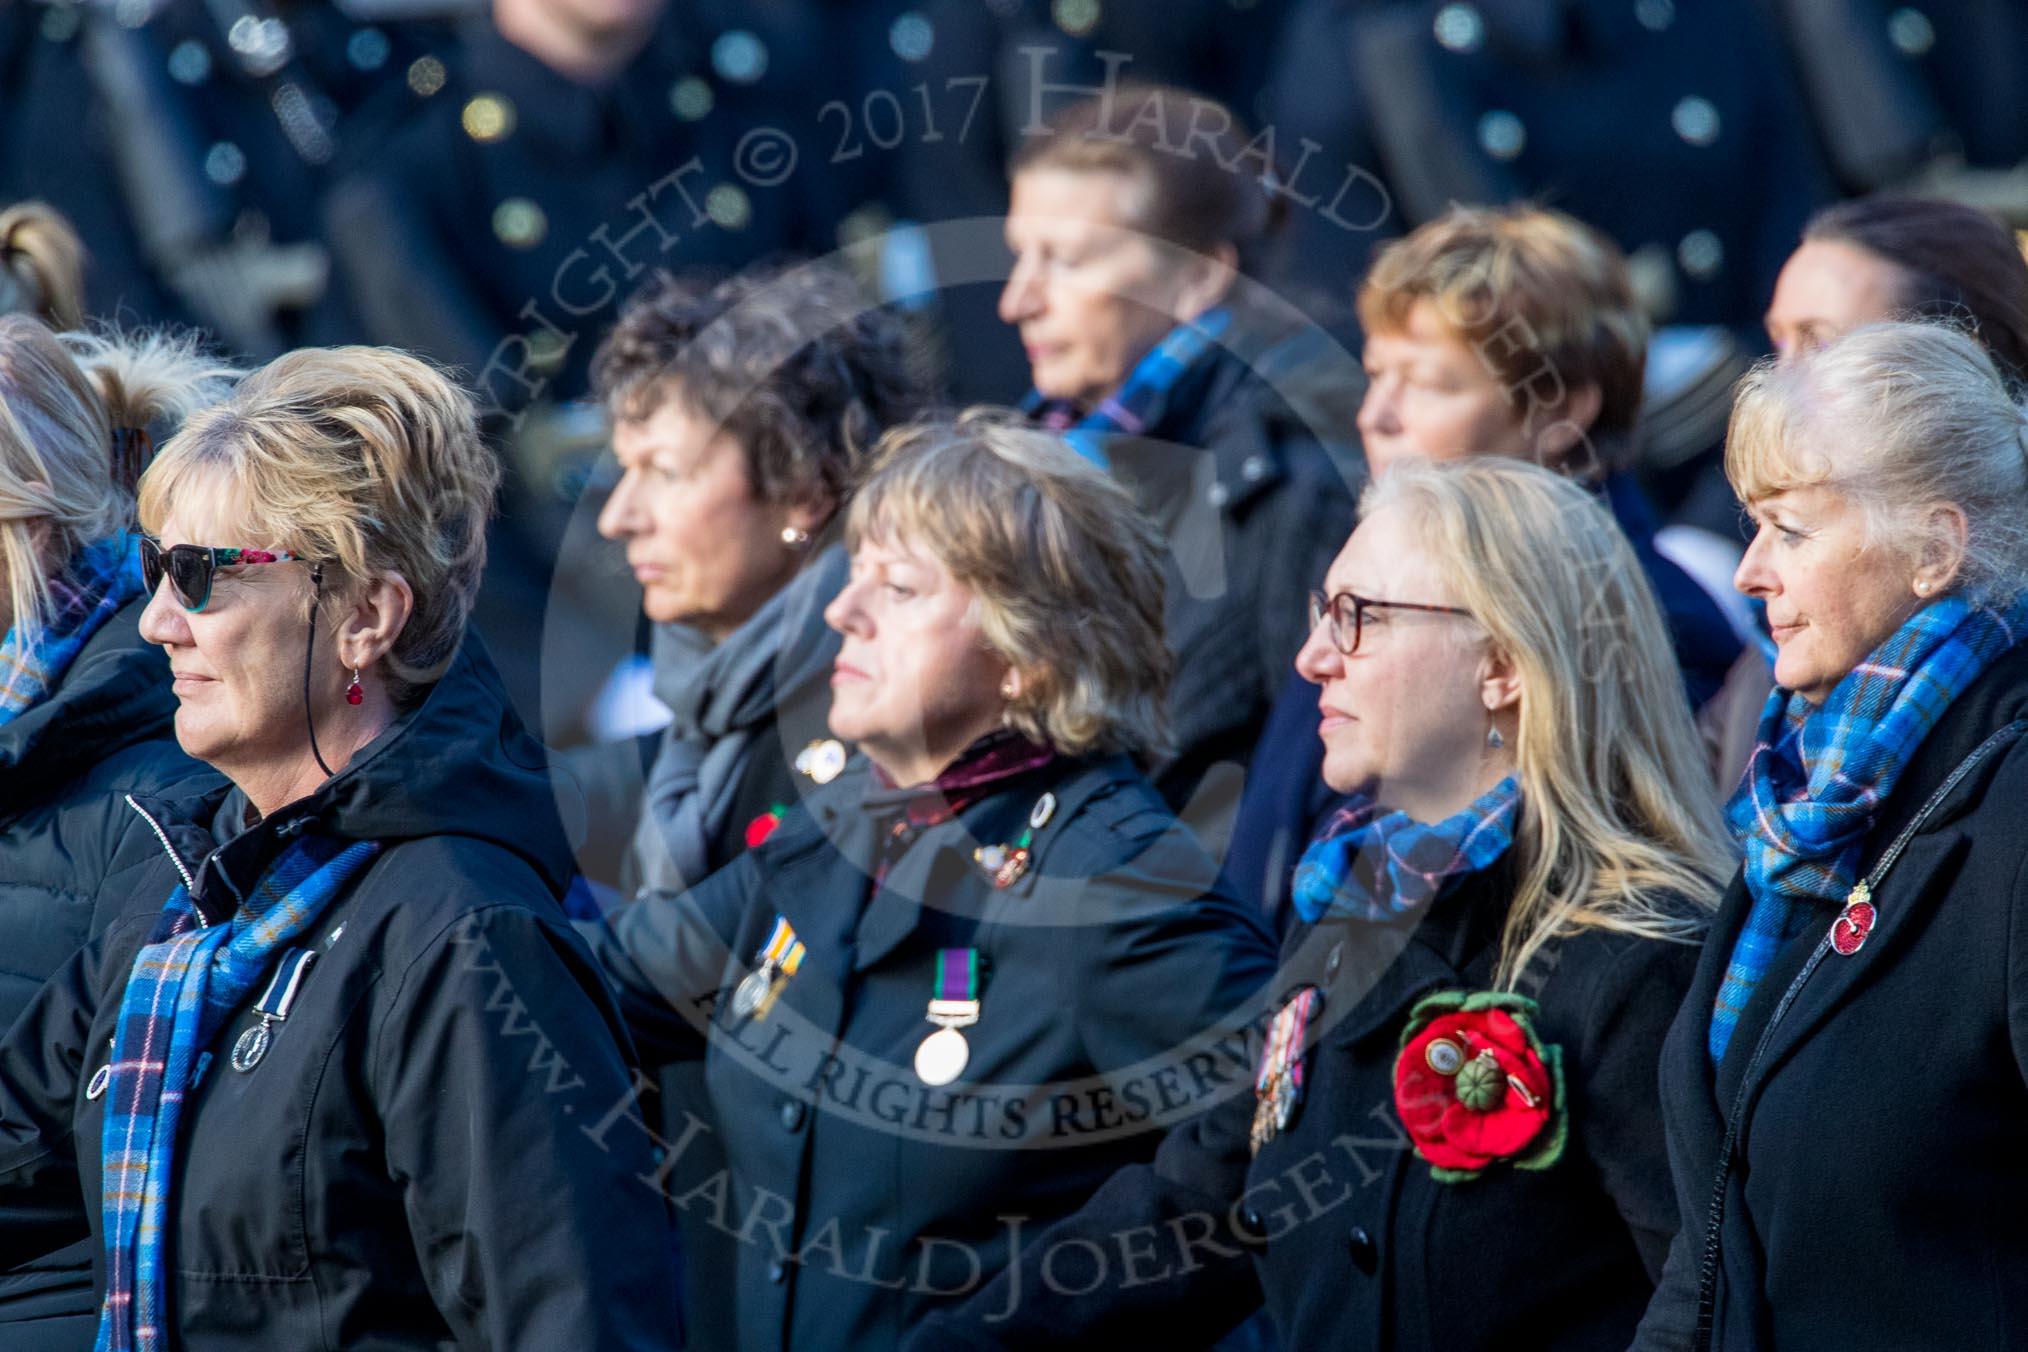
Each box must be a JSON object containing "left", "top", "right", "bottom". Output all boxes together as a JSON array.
[{"left": 136, "top": 630, "right": 583, "bottom": 910}]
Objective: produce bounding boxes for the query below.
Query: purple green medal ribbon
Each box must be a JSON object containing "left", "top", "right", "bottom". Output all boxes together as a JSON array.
[{"left": 935, "top": 948, "right": 979, "bottom": 1002}]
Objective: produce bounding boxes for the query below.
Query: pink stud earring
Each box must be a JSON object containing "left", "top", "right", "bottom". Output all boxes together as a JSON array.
[{"left": 346, "top": 668, "right": 364, "bottom": 706}]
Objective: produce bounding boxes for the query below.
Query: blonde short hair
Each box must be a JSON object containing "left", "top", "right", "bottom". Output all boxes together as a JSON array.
[
  {"left": 139, "top": 347, "right": 501, "bottom": 703},
  {"left": 846, "top": 412, "right": 1173, "bottom": 762},
  {"left": 0, "top": 315, "right": 236, "bottom": 644},
  {"left": 1726, "top": 320, "right": 2028, "bottom": 605},
  {"left": 1358, "top": 204, "right": 1648, "bottom": 473},
  {"left": 1361, "top": 457, "right": 1730, "bottom": 986}
]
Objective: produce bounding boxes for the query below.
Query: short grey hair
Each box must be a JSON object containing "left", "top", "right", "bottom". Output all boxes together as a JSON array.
[{"left": 1726, "top": 319, "right": 2028, "bottom": 604}]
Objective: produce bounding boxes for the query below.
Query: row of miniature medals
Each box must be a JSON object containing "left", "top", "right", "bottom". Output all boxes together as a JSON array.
[{"left": 729, "top": 783, "right": 1059, "bottom": 1087}]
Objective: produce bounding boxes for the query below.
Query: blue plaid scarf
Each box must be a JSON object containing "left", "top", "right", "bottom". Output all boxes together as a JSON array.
[
  {"left": 96, "top": 834, "right": 380, "bottom": 1352},
  {"left": 1709, "top": 593, "right": 2028, "bottom": 1062},
  {"left": 1290, "top": 775, "right": 1523, "bottom": 925},
  {"left": 1022, "top": 307, "right": 1233, "bottom": 469},
  {"left": 0, "top": 534, "right": 146, "bottom": 724}
]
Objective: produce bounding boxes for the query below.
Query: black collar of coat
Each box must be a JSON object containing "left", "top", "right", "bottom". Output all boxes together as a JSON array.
[
  {"left": 1279, "top": 853, "right": 1520, "bottom": 1047},
  {"left": 754, "top": 751, "right": 1147, "bottom": 979}
]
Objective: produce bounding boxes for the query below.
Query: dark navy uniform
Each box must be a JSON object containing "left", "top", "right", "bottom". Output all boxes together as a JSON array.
[
  {"left": 1772, "top": 0, "right": 2028, "bottom": 193},
  {"left": 322, "top": 14, "right": 813, "bottom": 413},
  {"left": 581, "top": 749, "right": 1278, "bottom": 1352},
  {"left": 1277, "top": 0, "right": 1835, "bottom": 331},
  {"left": 913, "top": 858, "right": 1701, "bottom": 1352}
]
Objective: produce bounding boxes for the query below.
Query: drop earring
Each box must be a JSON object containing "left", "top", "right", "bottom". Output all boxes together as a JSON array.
[
  {"left": 1487, "top": 722, "right": 1504, "bottom": 749},
  {"left": 346, "top": 668, "right": 364, "bottom": 706}
]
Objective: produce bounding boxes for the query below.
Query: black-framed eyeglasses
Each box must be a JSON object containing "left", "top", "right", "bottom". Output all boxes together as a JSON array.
[
  {"left": 140, "top": 537, "right": 313, "bottom": 613},
  {"left": 1307, "top": 589, "right": 1472, "bottom": 656}
]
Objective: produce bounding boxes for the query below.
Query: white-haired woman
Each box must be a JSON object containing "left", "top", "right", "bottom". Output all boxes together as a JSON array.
[
  {"left": 581, "top": 414, "right": 1278, "bottom": 1352},
  {"left": 914, "top": 456, "right": 1732, "bottom": 1352},
  {"left": 0, "top": 313, "right": 234, "bottom": 1348},
  {"left": 1633, "top": 321, "right": 2028, "bottom": 1350},
  {"left": 0, "top": 346, "right": 680, "bottom": 1350}
]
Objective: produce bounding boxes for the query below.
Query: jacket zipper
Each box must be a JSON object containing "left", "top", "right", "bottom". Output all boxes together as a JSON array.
[{"left": 123, "top": 793, "right": 208, "bottom": 923}]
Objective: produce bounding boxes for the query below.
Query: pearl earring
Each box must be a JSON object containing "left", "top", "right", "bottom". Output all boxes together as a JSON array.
[{"left": 781, "top": 525, "right": 810, "bottom": 550}]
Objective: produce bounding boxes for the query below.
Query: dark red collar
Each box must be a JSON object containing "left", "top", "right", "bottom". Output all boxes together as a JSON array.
[{"left": 864, "top": 732, "right": 1058, "bottom": 829}]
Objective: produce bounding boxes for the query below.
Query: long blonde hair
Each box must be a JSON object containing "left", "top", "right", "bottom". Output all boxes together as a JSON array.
[
  {"left": 1364, "top": 458, "right": 1733, "bottom": 987},
  {"left": 0, "top": 315, "right": 238, "bottom": 644}
]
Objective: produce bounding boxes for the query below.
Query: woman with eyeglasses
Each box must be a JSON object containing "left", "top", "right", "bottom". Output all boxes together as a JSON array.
[
  {"left": 0, "top": 347, "right": 681, "bottom": 1351},
  {"left": 912, "top": 458, "right": 1731, "bottom": 1352},
  {"left": 0, "top": 314, "right": 236, "bottom": 1349}
]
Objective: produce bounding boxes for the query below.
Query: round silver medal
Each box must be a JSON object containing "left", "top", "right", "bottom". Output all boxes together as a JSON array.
[
  {"left": 731, "top": 967, "right": 771, "bottom": 1019},
  {"left": 230, "top": 1023, "right": 270, "bottom": 1073},
  {"left": 913, "top": 1026, "right": 970, "bottom": 1086}
]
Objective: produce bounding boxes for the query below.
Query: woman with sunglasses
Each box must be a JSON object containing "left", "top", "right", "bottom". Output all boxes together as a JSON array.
[
  {"left": 0, "top": 314, "right": 236, "bottom": 1349},
  {"left": 0, "top": 346, "right": 681, "bottom": 1351},
  {"left": 913, "top": 458, "right": 1731, "bottom": 1352}
]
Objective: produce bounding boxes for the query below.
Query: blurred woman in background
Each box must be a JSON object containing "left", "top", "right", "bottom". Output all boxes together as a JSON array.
[
  {"left": 1764, "top": 196, "right": 2028, "bottom": 382},
  {"left": 1001, "top": 82, "right": 1358, "bottom": 853},
  {"left": 0, "top": 313, "right": 232, "bottom": 1348}
]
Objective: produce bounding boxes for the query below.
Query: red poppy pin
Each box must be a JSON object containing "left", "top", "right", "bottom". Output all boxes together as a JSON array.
[
  {"left": 1393, "top": 990, "right": 1566, "bottom": 1184},
  {"left": 745, "top": 805, "right": 788, "bottom": 849}
]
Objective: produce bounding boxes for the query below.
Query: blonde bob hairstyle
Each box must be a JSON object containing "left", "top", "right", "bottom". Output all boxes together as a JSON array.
[
  {"left": 1726, "top": 320, "right": 2028, "bottom": 606},
  {"left": 139, "top": 347, "right": 501, "bottom": 705},
  {"left": 845, "top": 412, "right": 1173, "bottom": 763},
  {"left": 0, "top": 314, "right": 237, "bottom": 645},
  {"left": 1362, "top": 457, "right": 1731, "bottom": 987}
]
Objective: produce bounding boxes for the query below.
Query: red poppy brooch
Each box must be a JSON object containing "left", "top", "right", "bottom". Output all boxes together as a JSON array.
[{"left": 1393, "top": 991, "right": 1566, "bottom": 1183}]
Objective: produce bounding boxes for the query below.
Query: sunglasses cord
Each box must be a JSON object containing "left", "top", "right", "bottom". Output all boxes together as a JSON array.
[{"left": 304, "top": 565, "right": 336, "bottom": 779}]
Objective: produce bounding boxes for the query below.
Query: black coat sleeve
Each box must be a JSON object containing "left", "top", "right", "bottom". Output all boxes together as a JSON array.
[
  {"left": 1565, "top": 933, "right": 1703, "bottom": 1280},
  {"left": 0, "top": 921, "right": 133, "bottom": 1266},
  {"left": 905, "top": 1080, "right": 1266, "bottom": 1350},
  {"left": 575, "top": 848, "right": 757, "bottom": 1068},
  {"left": 373, "top": 905, "right": 682, "bottom": 1352}
]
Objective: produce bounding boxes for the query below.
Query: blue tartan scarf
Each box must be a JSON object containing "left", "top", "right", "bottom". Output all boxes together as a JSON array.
[
  {"left": 1022, "top": 306, "right": 1233, "bottom": 469},
  {"left": 0, "top": 534, "right": 146, "bottom": 724},
  {"left": 1290, "top": 775, "right": 1523, "bottom": 925},
  {"left": 96, "top": 834, "right": 380, "bottom": 1352},
  {"left": 1709, "top": 593, "right": 2028, "bottom": 1062}
]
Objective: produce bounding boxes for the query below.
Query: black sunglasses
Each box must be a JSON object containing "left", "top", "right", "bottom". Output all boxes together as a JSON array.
[
  {"left": 1307, "top": 588, "right": 1472, "bottom": 656},
  {"left": 140, "top": 537, "right": 313, "bottom": 613}
]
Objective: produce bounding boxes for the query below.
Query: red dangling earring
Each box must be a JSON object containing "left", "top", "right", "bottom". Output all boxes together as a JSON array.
[{"left": 346, "top": 668, "right": 364, "bottom": 706}]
